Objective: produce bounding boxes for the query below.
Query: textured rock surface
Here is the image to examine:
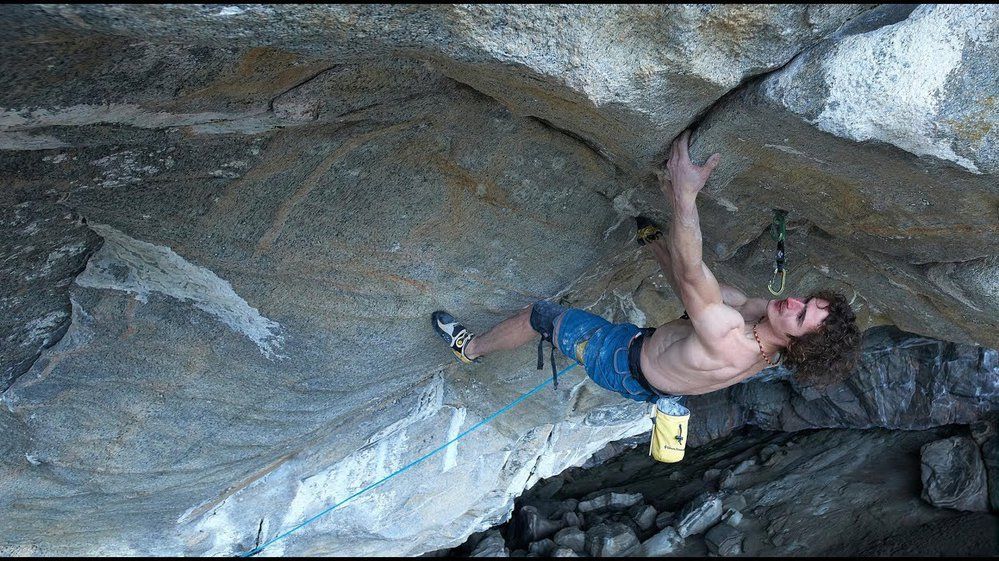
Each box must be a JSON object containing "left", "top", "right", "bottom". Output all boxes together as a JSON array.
[
  {"left": 2, "top": 4, "right": 877, "bottom": 176},
  {"left": 920, "top": 436, "right": 990, "bottom": 512},
  {"left": 457, "top": 426, "right": 998, "bottom": 557},
  {"left": 1, "top": 3, "right": 998, "bottom": 557},
  {"left": 640, "top": 526, "right": 684, "bottom": 556},
  {"left": 553, "top": 527, "right": 586, "bottom": 554},
  {"left": 1, "top": 202, "right": 101, "bottom": 390},
  {"left": 685, "top": 326, "right": 999, "bottom": 447},
  {"left": 704, "top": 522, "right": 743, "bottom": 556},
  {"left": 578, "top": 491, "right": 644, "bottom": 513},
  {"left": 675, "top": 493, "right": 724, "bottom": 538},
  {"left": 469, "top": 529, "right": 509, "bottom": 558},
  {"left": 584, "top": 522, "right": 640, "bottom": 557},
  {"left": 688, "top": 3, "right": 999, "bottom": 346},
  {"left": 972, "top": 414, "right": 999, "bottom": 512}
]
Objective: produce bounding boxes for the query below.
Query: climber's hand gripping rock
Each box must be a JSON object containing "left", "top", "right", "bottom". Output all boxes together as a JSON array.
[{"left": 658, "top": 130, "right": 721, "bottom": 202}]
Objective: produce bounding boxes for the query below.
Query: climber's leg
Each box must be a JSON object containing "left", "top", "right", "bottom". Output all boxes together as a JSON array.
[
  {"left": 462, "top": 305, "right": 537, "bottom": 360},
  {"left": 433, "top": 301, "right": 570, "bottom": 363}
]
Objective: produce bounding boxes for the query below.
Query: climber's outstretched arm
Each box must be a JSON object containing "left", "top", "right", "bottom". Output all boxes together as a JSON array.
[
  {"left": 645, "top": 236, "right": 682, "bottom": 299},
  {"left": 660, "top": 131, "right": 742, "bottom": 341},
  {"left": 647, "top": 233, "right": 765, "bottom": 320}
]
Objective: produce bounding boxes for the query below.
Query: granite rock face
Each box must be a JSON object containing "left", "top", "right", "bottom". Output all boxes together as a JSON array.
[
  {"left": 689, "top": 3, "right": 999, "bottom": 347},
  {"left": 3, "top": 4, "right": 877, "bottom": 176},
  {"left": 1, "top": 4, "right": 998, "bottom": 558},
  {"left": 0, "top": 202, "right": 101, "bottom": 390}
]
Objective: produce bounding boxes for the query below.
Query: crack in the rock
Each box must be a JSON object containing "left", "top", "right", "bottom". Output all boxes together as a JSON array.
[
  {"left": 266, "top": 64, "right": 341, "bottom": 113},
  {"left": 254, "top": 518, "right": 265, "bottom": 549},
  {"left": 686, "top": 4, "right": 908, "bottom": 142},
  {"left": 526, "top": 115, "right": 630, "bottom": 179},
  {"left": 2, "top": 207, "right": 103, "bottom": 391},
  {"left": 432, "top": 73, "right": 633, "bottom": 182},
  {"left": 524, "top": 424, "right": 556, "bottom": 490}
]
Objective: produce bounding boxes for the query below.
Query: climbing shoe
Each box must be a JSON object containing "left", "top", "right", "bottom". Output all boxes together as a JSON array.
[
  {"left": 432, "top": 310, "right": 479, "bottom": 364},
  {"left": 636, "top": 215, "right": 663, "bottom": 245}
]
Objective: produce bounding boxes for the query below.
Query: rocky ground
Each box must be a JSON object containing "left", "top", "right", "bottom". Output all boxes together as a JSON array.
[{"left": 431, "top": 423, "right": 998, "bottom": 557}]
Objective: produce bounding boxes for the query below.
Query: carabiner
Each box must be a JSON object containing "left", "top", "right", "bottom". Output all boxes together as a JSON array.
[{"left": 767, "top": 267, "right": 787, "bottom": 296}]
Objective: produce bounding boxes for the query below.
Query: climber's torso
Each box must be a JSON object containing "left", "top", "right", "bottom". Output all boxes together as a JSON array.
[{"left": 640, "top": 301, "right": 773, "bottom": 396}]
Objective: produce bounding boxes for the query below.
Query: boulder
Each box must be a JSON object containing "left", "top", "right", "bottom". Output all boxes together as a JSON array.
[
  {"left": 722, "top": 494, "right": 748, "bottom": 513},
  {"left": 578, "top": 491, "right": 644, "bottom": 513},
  {"left": 584, "top": 522, "right": 640, "bottom": 557},
  {"left": 920, "top": 436, "right": 990, "bottom": 512},
  {"left": 553, "top": 527, "right": 586, "bottom": 554},
  {"left": 969, "top": 414, "right": 999, "bottom": 512},
  {"left": 470, "top": 530, "right": 510, "bottom": 558},
  {"left": 511, "top": 506, "right": 566, "bottom": 547},
  {"left": 563, "top": 511, "right": 582, "bottom": 528},
  {"left": 654, "top": 510, "right": 675, "bottom": 530},
  {"left": 704, "top": 522, "right": 743, "bottom": 556},
  {"left": 721, "top": 509, "right": 743, "bottom": 527},
  {"left": 628, "top": 504, "right": 658, "bottom": 531},
  {"left": 640, "top": 526, "right": 683, "bottom": 556},
  {"left": 675, "top": 493, "right": 724, "bottom": 538},
  {"left": 527, "top": 538, "right": 556, "bottom": 557}
]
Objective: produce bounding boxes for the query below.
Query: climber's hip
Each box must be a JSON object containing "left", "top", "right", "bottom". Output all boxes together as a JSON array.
[{"left": 552, "top": 307, "right": 672, "bottom": 403}]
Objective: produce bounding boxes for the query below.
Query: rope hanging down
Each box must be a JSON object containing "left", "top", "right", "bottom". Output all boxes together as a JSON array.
[{"left": 240, "top": 362, "right": 580, "bottom": 557}]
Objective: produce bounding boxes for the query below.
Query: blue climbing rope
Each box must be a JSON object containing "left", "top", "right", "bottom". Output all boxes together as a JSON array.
[{"left": 240, "top": 362, "right": 580, "bottom": 557}]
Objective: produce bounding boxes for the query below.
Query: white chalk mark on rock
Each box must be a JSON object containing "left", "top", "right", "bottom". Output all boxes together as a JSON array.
[
  {"left": 442, "top": 406, "right": 467, "bottom": 473},
  {"left": 75, "top": 223, "right": 286, "bottom": 359},
  {"left": 366, "top": 374, "right": 445, "bottom": 444}
]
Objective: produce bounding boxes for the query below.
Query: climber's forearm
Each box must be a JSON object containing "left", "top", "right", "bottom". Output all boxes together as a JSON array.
[
  {"left": 658, "top": 130, "right": 725, "bottom": 322},
  {"left": 667, "top": 195, "right": 705, "bottom": 281},
  {"left": 647, "top": 237, "right": 683, "bottom": 298}
]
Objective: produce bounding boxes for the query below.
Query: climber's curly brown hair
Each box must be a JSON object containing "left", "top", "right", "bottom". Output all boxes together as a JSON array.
[{"left": 783, "top": 290, "right": 861, "bottom": 387}]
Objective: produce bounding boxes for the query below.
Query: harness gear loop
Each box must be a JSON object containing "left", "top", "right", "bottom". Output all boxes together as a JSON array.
[{"left": 767, "top": 209, "right": 788, "bottom": 295}]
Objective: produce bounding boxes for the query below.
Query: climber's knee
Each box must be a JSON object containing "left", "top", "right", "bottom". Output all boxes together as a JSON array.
[{"left": 530, "top": 300, "right": 566, "bottom": 340}]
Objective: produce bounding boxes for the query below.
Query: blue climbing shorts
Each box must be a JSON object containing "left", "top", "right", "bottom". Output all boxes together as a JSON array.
[{"left": 553, "top": 307, "right": 667, "bottom": 403}]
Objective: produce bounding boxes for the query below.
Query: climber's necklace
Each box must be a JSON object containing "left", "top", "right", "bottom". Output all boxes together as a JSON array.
[{"left": 753, "top": 317, "right": 778, "bottom": 367}]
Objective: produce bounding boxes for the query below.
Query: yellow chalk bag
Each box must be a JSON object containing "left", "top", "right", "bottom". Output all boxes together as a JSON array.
[{"left": 649, "top": 396, "right": 690, "bottom": 463}]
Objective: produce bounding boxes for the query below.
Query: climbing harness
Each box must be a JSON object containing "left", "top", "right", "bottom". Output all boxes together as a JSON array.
[
  {"left": 240, "top": 362, "right": 581, "bottom": 557},
  {"left": 530, "top": 300, "right": 569, "bottom": 392},
  {"left": 767, "top": 209, "right": 788, "bottom": 296}
]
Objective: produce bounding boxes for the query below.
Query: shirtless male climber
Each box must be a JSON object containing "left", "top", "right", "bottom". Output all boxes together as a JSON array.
[{"left": 432, "top": 130, "right": 861, "bottom": 406}]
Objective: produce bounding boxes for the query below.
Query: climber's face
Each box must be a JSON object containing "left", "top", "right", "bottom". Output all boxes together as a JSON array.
[{"left": 768, "top": 296, "right": 830, "bottom": 340}]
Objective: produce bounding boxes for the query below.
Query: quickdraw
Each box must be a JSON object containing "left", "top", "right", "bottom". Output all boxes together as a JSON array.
[{"left": 767, "top": 209, "right": 788, "bottom": 296}]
